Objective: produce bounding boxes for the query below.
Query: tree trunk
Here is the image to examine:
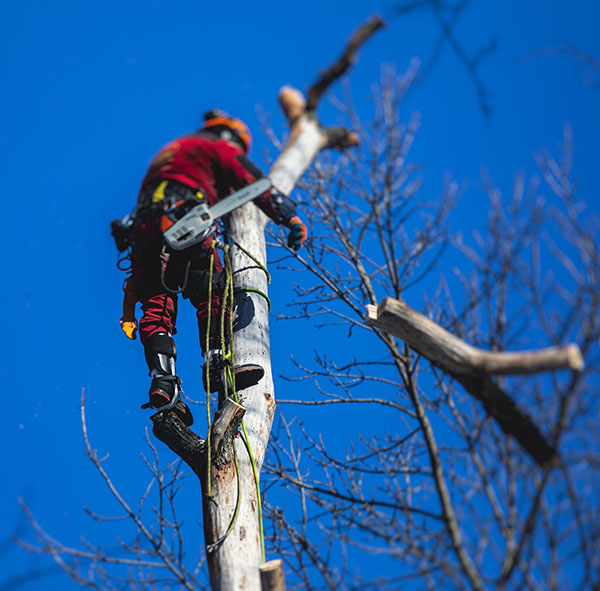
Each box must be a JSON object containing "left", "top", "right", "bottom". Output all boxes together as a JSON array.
[
  {"left": 202, "top": 101, "right": 350, "bottom": 589},
  {"left": 200, "top": 18, "right": 384, "bottom": 586},
  {"left": 200, "top": 202, "right": 274, "bottom": 591},
  {"left": 151, "top": 17, "right": 383, "bottom": 591}
]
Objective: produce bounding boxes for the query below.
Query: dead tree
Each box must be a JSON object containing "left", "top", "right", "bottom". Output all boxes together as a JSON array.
[
  {"left": 151, "top": 16, "right": 383, "bottom": 591},
  {"left": 16, "top": 16, "right": 384, "bottom": 591},
  {"left": 262, "top": 69, "right": 599, "bottom": 591}
]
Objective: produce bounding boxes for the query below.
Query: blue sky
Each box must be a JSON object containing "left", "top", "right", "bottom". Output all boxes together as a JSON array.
[{"left": 2, "top": 1, "right": 599, "bottom": 589}]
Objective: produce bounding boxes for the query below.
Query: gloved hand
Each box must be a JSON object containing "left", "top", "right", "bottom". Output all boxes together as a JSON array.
[{"left": 286, "top": 216, "right": 307, "bottom": 250}]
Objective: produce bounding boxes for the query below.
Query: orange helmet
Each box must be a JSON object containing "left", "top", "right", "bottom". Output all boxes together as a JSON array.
[{"left": 202, "top": 109, "right": 252, "bottom": 153}]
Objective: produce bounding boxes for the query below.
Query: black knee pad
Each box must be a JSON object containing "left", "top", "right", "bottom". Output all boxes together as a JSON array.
[{"left": 144, "top": 331, "right": 177, "bottom": 371}]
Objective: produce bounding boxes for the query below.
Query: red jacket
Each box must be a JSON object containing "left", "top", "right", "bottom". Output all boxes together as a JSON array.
[{"left": 137, "top": 131, "right": 285, "bottom": 224}]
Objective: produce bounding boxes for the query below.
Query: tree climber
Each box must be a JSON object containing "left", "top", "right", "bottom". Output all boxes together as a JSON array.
[{"left": 116, "top": 110, "right": 307, "bottom": 426}]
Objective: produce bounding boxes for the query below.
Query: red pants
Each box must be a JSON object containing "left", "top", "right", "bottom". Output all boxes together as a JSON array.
[{"left": 131, "top": 216, "right": 229, "bottom": 353}]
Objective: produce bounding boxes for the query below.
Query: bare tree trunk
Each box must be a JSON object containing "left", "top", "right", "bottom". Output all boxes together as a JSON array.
[
  {"left": 200, "top": 202, "right": 274, "bottom": 591},
  {"left": 152, "top": 16, "right": 383, "bottom": 591},
  {"left": 202, "top": 98, "right": 358, "bottom": 589},
  {"left": 199, "top": 18, "right": 382, "bottom": 590}
]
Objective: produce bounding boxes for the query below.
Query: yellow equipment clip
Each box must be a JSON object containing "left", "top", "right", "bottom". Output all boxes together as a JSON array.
[
  {"left": 120, "top": 275, "right": 138, "bottom": 340},
  {"left": 151, "top": 180, "right": 169, "bottom": 203}
]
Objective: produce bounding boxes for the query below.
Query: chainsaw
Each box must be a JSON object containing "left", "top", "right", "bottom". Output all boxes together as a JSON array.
[{"left": 163, "top": 177, "right": 273, "bottom": 251}]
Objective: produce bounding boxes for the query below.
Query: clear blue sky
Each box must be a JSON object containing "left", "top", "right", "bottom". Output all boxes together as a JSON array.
[{"left": 2, "top": 1, "right": 599, "bottom": 589}]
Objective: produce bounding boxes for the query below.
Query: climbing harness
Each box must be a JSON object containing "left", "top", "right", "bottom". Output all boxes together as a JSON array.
[{"left": 159, "top": 246, "right": 192, "bottom": 295}]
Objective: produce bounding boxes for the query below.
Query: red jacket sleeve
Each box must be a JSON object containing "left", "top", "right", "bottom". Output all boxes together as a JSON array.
[{"left": 213, "top": 140, "right": 290, "bottom": 225}]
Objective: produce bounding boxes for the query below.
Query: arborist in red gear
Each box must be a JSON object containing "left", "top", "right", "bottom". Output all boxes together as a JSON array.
[{"left": 116, "top": 110, "right": 307, "bottom": 426}]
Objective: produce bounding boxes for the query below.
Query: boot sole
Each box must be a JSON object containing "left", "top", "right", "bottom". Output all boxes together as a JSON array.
[
  {"left": 205, "top": 365, "right": 265, "bottom": 393},
  {"left": 150, "top": 391, "right": 194, "bottom": 427}
]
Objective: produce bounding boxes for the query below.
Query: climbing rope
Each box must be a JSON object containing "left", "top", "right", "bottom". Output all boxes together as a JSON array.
[
  {"left": 227, "top": 235, "right": 271, "bottom": 283},
  {"left": 233, "top": 287, "right": 271, "bottom": 311},
  {"left": 206, "top": 449, "right": 242, "bottom": 554},
  {"left": 220, "top": 244, "right": 234, "bottom": 399},
  {"left": 202, "top": 236, "right": 269, "bottom": 561},
  {"left": 204, "top": 241, "right": 217, "bottom": 505},
  {"left": 160, "top": 246, "right": 191, "bottom": 295}
]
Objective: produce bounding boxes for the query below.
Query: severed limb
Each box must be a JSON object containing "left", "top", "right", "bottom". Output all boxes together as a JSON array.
[
  {"left": 366, "top": 297, "right": 584, "bottom": 466},
  {"left": 151, "top": 412, "right": 207, "bottom": 479},
  {"left": 366, "top": 298, "right": 583, "bottom": 375}
]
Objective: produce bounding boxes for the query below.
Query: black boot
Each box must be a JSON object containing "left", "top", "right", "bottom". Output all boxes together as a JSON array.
[
  {"left": 143, "top": 332, "right": 193, "bottom": 426},
  {"left": 202, "top": 350, "right": 264, "bottom": 394}
]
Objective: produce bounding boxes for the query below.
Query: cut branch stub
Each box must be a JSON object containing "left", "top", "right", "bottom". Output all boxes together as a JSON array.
[
  {"left": 151, "top": 412, "right": 206, "bottom": 478},
  {"left": 210, "top": 398, "right": 246, "bottom": 468},
  {"left": 260, "top": 559, "right": 286, "bottom": 591},
  {"left": 278, "top": 87, "right": 306, "bottom": 127}
]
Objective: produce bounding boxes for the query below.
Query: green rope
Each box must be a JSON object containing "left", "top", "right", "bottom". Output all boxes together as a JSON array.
[
  {"left": 202, "top": 237, "right": 269, "bottom": 561},
  {"left": 223, "top": 245, "right": 237, "bottom": 396},
  {"left": 240, "top": 421, "right": 266, "bottom": 562},
  {"left": 204, "top": 241, "right": 217, "bottom": 505},
  {"left": 219, "top": 245, "right": 233, "bottom": 400},
  {"left": 228, "top": 236, "right": 271, "bottom": 284},
  {"left": 206, "top": 447, "right": 242, "bottom": 554},
  {"left": 233, "top": 287, "right": 271, "bottom": 311}
]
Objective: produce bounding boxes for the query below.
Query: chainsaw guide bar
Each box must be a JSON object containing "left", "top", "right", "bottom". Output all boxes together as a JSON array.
[{"left": 164, "top": 177, "right": 273, "bottom": 251}]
